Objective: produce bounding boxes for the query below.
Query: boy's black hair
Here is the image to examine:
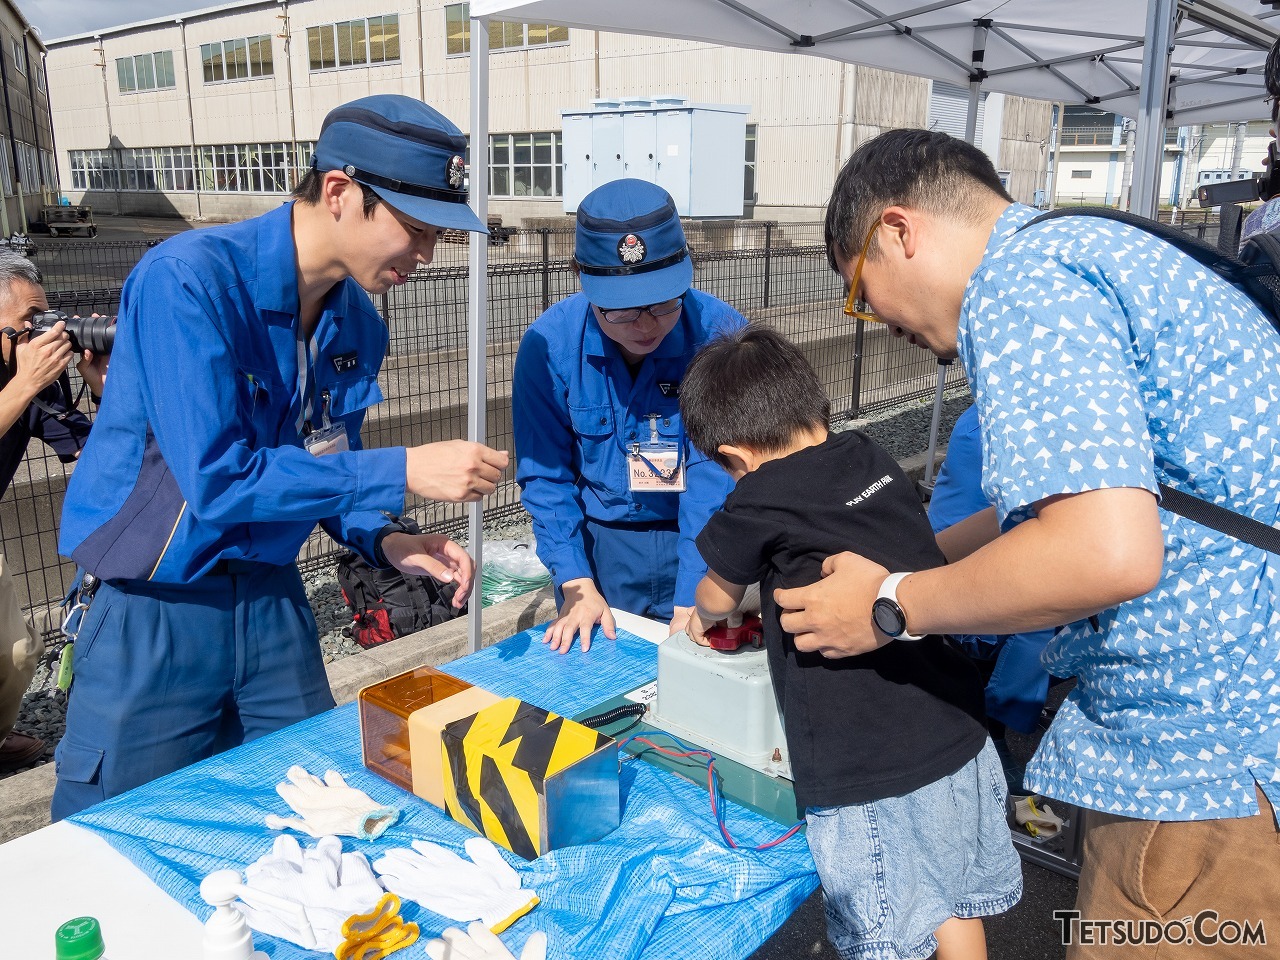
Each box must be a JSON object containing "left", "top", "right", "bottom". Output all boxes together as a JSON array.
[
  {"left": 681, "top": 324, "right": 829, "bottom": 469},
  {"left": 824, "top": 128, "right": 1013, "bottom": 272},
  {"left": 292, "top": 167, "right": 381, "bottom": 218}
]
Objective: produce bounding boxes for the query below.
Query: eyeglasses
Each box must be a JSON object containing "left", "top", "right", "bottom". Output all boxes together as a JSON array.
[
  {"left": 842, "top": 219, "right": 883, "bottom": 324},
  {"left": 1268, "top": 94, "right": 1280, "bottom": 122},
  {"left": 599, "top": 296, "right": 685, "bottom": 324}
]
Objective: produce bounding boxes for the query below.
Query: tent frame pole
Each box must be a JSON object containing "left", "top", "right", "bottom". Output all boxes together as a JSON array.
[
  {"left": 466, "top": 15, "right": 491, "bottom": 653},
  {"left": 1132, "top": 0, "right": 1177, "bottom": 218}
]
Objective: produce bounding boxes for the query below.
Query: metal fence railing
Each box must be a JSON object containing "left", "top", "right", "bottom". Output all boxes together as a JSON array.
[{"left": 2, "top": 221, "right": 964, "bottom": 632}]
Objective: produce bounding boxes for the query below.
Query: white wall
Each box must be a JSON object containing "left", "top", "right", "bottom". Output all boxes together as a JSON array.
[{"left": 47, "top": 0, "right": 1053, "bottom": 223}]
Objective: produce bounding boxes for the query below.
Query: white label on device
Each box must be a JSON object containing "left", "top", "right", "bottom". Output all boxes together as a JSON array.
[{"left": 624, "top": 682, "right": 657, "bottom": 706}]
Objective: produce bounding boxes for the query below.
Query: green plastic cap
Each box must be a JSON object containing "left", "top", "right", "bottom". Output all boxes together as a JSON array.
[{"left": 55, "top": 916, "right": 105, "bottom": 960}]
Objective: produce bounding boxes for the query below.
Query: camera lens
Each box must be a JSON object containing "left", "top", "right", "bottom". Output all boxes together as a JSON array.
[{"left": 65, "top": 315, "right": 115, "bottom": 355}]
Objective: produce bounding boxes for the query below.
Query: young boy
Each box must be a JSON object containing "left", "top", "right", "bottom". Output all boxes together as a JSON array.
[{"left": 680, "top": 326, "right": 1021, "bottom": 960}]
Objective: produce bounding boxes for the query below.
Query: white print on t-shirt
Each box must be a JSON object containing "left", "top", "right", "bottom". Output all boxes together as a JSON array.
[{"left": 846, "top": 474, "right": 893, "bottom": 506}]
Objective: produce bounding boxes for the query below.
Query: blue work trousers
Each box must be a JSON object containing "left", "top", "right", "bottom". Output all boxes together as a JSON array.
[
  {"left": 554, "top": 519, "right": 679, "bottom": 622},
  {"left": 51, "top": 561, "right": 335, "bottom": 820}
]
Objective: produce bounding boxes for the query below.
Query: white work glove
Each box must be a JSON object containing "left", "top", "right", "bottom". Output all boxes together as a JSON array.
[
  {"left": 233, "top": 835, "right": 387, "bottom": 951},
  {"left": 264, "top": 765, "right": 400, "bottom": 840},
  {"left": 373, "top": 837, "right": 538, "bottom": 931},
  {"left": 425, "top": 922, "right": 548, "bottom": 960}
]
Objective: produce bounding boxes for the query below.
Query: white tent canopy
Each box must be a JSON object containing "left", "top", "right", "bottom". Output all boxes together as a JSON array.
[
  {"left": 458, "top": 0, "right": 1280, "bottom": 649},
  {"left": 473, "top": 0, "right": 1279, "bottom": 125}
]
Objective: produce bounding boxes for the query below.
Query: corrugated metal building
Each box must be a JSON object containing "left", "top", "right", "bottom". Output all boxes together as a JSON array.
[
  {"left": 0, "top": 0, "right": 57, "bottom": 235},
  {"left": 45, "top": 0, "right": 1054, "bottom": 224}
]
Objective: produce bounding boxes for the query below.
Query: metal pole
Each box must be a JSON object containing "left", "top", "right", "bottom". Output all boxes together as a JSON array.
[
  {"left": 762, "top": 221, "right": 773, "bottom": 309},
  {"left": 539, "top": 227, "right": 550, "bottom": 312},
  {"left": 1119, "top": 119, "right": 1136, "bottom": 210},
  {"left": 921, "top": 20, "right": 988, "bottom": 494},
  {"left": 848, "top": 315, "right": 865, "bottom": 420},
  {"left": 921, "top": 359, "right": 953, "bottom": 497},
  {"left": 176, "top": 19, "right": 203, "bottom": 220},
  {"left": 1132, "top": 0, "right": 1177, "bottom": 220},
  {"left": 466, "top": 16, "right": 490, "bottom": 655}
]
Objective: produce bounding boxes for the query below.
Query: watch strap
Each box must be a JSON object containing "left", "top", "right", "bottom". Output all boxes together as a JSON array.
[{"left": 876, "top": 572, "right": 924, "bottom": 641}]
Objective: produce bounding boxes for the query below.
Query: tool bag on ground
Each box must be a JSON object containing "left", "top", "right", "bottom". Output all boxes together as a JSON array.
[
  {"left": 336, "top": 522, "right": 466, "bottom": 648},
  {"left": 1021, "top": 207, "right": 1280, "bottom": 555}
]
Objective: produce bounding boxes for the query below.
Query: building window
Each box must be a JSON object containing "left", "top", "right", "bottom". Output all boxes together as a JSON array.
[
  {"left": 33, "top": 57, "right": 44, "bottom": 92},
  {"left": 70, "top": 149, "right": 116, "bottom": 191},
  {"left": 0, "top": 141, "right": 12, "bottom": 196},
  {"left": 1070, "top": 169, "right": 1092, "bottom": 179},
  {"left": 445, "top": 3, "right": 568, "bottom": 56},
  {"left": 744, "top": 124, "right": 757, "bottom": 205},
  {"left": 40, "top": 150, "right": 56, "bottom": 191},
  {"left": 199, "top": 143, "right": 298, "bottom": 192},
  {"left": 69, "top": 143, "right": 318, "bottom": 194},
  {"left": 10, "top": 37, "right": 24, "bottom": 76},
  {"left": 201, "top": 35, "right": 273, "bottom": 83},
  {"left": 15, "top": 141, "right": 40, "bottom": 188},
  {"left": 307, "top": 15, "right": 399, "bottom": 71},
  {"left": 489, "top": 132, "right": 562, "bottom": 198},
  {"left": 116, "top": 51, "right": 176, "bottom": 93}
]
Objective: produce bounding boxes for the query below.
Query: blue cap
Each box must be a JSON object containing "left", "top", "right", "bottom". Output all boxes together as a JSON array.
[
  {"left": 313, "top": 95, "right": 487, "bottom": 234},
  {"left": 574, "top": 179, "right": 692, "bottom": 308}
]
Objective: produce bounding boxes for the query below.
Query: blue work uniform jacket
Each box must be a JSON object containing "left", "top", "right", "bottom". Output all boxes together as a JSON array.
[
  {"left": 59, "top": 202, "right": 406, "bottom": 584},
  {"left": 512, "top": 289, "right": 745, "bottom": 608}
]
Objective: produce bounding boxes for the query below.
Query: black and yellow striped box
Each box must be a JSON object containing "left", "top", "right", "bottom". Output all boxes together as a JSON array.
[{"left": 441, "top": 697, "right": 619, "bottom": 860}]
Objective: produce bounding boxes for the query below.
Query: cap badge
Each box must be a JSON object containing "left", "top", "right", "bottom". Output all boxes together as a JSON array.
[
  {"left": 617, "top": 234, "right": 646, "bottom": 264},
  {"left": 446, "top": 155, "right": 466, "bottom": 190}
]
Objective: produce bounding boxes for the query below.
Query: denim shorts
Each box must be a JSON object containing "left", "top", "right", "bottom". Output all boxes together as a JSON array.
[{"left": 805, "top": 738, "right": 1024, "bottom": 960}]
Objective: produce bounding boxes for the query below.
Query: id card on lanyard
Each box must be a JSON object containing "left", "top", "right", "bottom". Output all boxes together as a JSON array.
[
  {"left": 304, "top": 388, "right": 349, "bottom": 456},
  {"left": 297, "top": 334, "right": 349, "bottom": 456},
  {"left": 627, "top": 413, "right": 686, "bottom": 492}
]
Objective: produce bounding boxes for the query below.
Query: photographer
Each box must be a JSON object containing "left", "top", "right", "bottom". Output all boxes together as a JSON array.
[{"left": 0, "top": 251, "right": 106, "bottom": 774}]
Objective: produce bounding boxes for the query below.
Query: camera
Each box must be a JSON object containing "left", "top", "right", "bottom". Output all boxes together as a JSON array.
[{"left": 28, "top": 309, "right": 115, "bottom": 355}]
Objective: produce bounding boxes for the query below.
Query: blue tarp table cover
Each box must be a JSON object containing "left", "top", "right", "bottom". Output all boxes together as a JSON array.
[{"left": 70, "top": 624, "right": 818, "bottom": 959}]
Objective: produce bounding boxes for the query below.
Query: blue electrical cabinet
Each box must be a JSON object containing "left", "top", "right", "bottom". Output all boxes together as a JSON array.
[{"left": 561, "top": 97, "right": 750, "bottom": 217}]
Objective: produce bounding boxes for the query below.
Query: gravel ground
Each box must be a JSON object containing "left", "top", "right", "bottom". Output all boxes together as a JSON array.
[{"left": 2, "top": 390, "right": 972, "bottom": 780}]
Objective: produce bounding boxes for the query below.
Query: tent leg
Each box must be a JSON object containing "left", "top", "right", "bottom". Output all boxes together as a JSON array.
[
  {"left": 467, "top": 16, "right": 491, "bottom": 654},
  {"left": 920, "top": 360, "right": 952, "bottom": 496},
  {"left": 1132, "top": 0, "right": 1177, "bottom": 219},
  {"left": 921, "top": 20, "right": 987, "bottom": 497}
]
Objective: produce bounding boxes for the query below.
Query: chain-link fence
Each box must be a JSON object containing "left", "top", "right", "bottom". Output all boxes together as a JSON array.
[{"left": 2, "top": 222, "right": 963, "bottom": 631}]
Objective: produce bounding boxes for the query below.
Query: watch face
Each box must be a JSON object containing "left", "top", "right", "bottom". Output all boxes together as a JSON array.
[{"left": 872, "top": 597, "right": 906, "bottom": 638}]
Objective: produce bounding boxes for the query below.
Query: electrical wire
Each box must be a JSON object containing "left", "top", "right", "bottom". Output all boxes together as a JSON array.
[
  {"left": 579, "top": 702, "right": 648, "bottom": 728},
  {"left": 617, "top": 731, "right": 803, "bottom": 851}
]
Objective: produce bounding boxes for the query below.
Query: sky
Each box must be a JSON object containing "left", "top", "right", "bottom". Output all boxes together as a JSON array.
[{"left": 18, "top": 0, "right": 204, "bottom": 41}]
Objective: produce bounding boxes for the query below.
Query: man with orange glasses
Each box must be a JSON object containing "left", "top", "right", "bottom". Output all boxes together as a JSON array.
[{"left": 782, "top": 128, "right": 1279, "bottom": 958}]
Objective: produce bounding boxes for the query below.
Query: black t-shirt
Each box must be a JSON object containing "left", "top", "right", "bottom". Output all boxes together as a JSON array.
[{"left": 696, "top": 430, "right": 987, "bottom": 808}]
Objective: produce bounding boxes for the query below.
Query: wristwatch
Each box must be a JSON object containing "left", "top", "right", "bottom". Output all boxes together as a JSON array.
[{"left": 872, "top": 572, "right": 924, "bottom": 641}]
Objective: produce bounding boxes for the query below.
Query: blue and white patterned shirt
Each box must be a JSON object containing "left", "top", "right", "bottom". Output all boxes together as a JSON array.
[{"left": 960, "top": 203, "right": 1280, "bottom": 822}]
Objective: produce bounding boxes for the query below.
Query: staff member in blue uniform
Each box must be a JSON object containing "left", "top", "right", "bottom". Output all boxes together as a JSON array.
[
  {"left": 514, "top": 179, "right": 746, "bottom": 653},
  {"left": 53, "top": 96, "right": 509, "bottom": 819}
]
